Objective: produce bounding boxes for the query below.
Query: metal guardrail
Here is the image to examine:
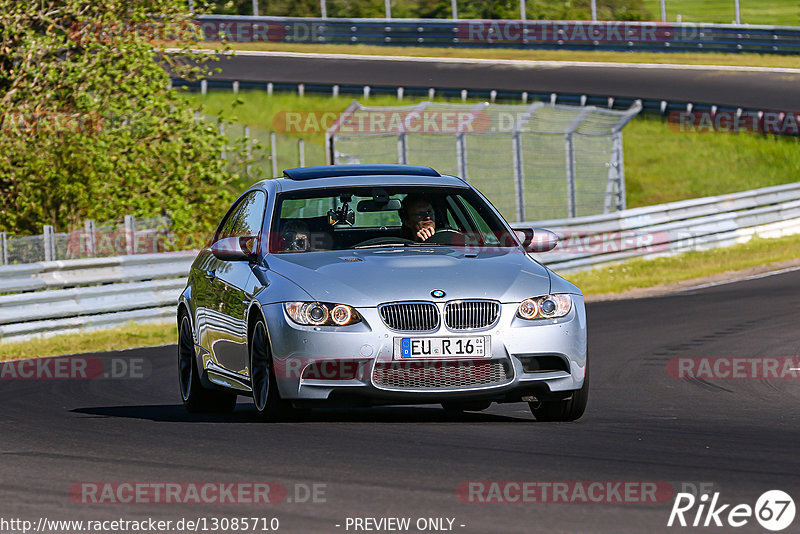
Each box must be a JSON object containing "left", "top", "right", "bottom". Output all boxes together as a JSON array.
[
  {"left": 519, "top": 182, "right": 800, "bottom": 272},
  {"left": 1, "top": 182, "right": 800, "bottom": 341},
  {"left": 196, "top": 15, "right": 800, "bottom": 54}
]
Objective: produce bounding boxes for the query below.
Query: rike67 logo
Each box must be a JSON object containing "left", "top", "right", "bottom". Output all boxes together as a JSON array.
[{"left": 668, "top": 490, "right": 795, "bottom": 531}]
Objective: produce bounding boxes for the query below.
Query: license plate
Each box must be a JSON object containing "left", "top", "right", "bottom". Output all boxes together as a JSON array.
[{"left": 396, "top": 336, "right": 488, "bottom": 359}]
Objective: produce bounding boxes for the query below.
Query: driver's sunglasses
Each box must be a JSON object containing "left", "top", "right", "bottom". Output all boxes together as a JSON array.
[{"left": 412, "top": 209, "right": 434, "bottom": 220}]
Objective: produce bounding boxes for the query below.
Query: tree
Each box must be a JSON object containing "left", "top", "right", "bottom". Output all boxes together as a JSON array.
[{"left": 0, "top": 0, "right": 241, "bottom": 237}]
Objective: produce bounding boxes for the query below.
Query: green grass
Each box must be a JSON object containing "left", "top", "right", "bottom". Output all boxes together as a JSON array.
[
  {"left": 566, "top": 233, "right": 800, "bottom": 294},
  {"left": 206, "top": 41, "right": 800, "bottom": 69},
  {"left": 0, "top": 322, "right": 176, "bottom": 360},
  {"left": 622, "top": 118, "right": 800, "bottom": 207},
  {"left": 642, "top": 0, "right": 800, "bottom": 25},
  {"left": 189, "top": 91, "right": 800, "bottom": 208}
]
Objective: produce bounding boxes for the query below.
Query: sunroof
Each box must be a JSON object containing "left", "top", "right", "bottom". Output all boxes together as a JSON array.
[{"left": 283, "top": 164, "right": 441, "bottom": 181}]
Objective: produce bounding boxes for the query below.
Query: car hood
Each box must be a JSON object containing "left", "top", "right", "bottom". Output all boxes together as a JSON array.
[{"left": 266, "top": 247, "right": 551, "bottom": 307}]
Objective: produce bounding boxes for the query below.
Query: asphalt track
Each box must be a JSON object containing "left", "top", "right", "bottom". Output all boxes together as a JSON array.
[
  {"left": 206, "top": 51, "right": 800, "bottom": 110},
  {"left": 2, "top": 269, "right": 800, "bottom": 533}
]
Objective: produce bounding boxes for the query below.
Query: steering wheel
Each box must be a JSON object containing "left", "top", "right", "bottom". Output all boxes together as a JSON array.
[
  {"left": 424, "top": 228, "right": 467, "bottom": 245},
  {"left": 354, "top": 236, "right": 416, "bottom": 248}
]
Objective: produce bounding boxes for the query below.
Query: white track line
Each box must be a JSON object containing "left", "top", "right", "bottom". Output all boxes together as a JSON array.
[
  {"left": 677, "top": 265, "right": 800, "bottom": 292},
  {"left": 168, "top": 48, "right": 800, "bottom": 74}
]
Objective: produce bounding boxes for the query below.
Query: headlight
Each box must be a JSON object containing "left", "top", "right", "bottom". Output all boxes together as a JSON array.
[
  {"left": 517, "top": 294, "right": 572, "bottom": 320},
  {"left": 284, "top": 302, "right": 361, "bottom": 326}
]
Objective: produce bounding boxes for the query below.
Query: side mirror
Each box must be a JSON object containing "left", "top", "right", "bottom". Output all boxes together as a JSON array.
[
  {"left": 516, "top": 228, "right": 559, "bottom": 253},
  {"left": 211, "top": 236, "right": 258, "bottom": 261}
]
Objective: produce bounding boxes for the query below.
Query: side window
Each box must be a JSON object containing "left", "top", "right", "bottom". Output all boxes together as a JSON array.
[
  {"left": 229, "top": 191, "right": 267, "bottom": 238},
  {"left": 215, "top": 191, "right": 267, "bottom": 241},
  {"left": 458, "top": 195, "right": 501, "bottom": 245}
]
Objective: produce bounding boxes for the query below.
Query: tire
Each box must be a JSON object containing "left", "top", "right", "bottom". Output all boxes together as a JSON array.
[
  {"left": 441, "top": 401, "right": 492, "bottom": 412},
  {"left": 529, "top": 367, "right": 589, "bottom": 422},
  {"left": 249, "top": 319, "right": 288, "bottom": 421},
  {"left": 178, "top": 314, "right": 237, "bottom": 414}
]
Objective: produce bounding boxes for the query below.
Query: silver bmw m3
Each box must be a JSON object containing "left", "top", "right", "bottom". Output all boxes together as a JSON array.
[{"left": 178, "top": 164, "right": 588, "bottom": 421}]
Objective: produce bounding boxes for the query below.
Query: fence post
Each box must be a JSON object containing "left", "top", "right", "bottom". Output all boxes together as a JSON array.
[
  {"left": 124, "top": 215, "right": 136, "bottom": 255},
  {"left": 244, "top": 126, "right": 252, "bottom": 178},
  {"left": 512, "top": 131, "right": 525, "bottom": 223},
  {"left": 219, "top": 122, "right": 226, "bottom": 161},
  {"left": 320, "top": 0, "right": 327, "bottom": 18},
  {"left": 565, "top": 133, "right": 577, "bottom": 218},
  {"left": 43, "top": 225, "right": 55, "bottom": 262},
  {"left": 456, "top": 133, "right": 467, "bottom": 180},
  {"left": 84, "top": 220, "right": 96, "bottom": 257},
  {"left": 613, "top": 131, "right": 626, "bottom": 211},
  {"left": 299, "top": 139, "right": 305, "bottom": 167},
  {"left": 451, "top": 0, "right": 458, "bottom": 19},
  {"left": 270, "top": 131, "right": 278, "bottom": 177},
  {"left": 252, "top": 0, "right": 259, "bottom": 16},
  {"left": 1, "top": 231, "right": 7, "bottom": 265},
  {"left": 384, "top": 0, "right": 391, "bottom": 19},
  {"left": 397, "top": 133, "right": 408, "bottom": 164}
]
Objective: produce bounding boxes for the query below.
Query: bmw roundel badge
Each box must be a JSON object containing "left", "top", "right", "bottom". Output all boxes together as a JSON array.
[{"left": 431, "top": 289, "right": 446, "bottom": 298}]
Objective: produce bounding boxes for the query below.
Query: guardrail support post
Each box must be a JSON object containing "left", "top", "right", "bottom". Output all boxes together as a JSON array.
[
  {"left": 200, "top": 79, "right": 207, "bottom": 95},
  {"left": 43, "top": 225, "right": 55, "bottom": 262},
  {"left": 252, "top": 0, "right": 259, "bottom": 16},
  {"left": 451, "top": 0, "right": 458, "bottom": 19},
  {"left": 124, "top": 215, "right": 135, "bottom": 255},
  {"left": 270, "top": 131, "right": 278, "bottom": 177},
  {"left": 1, "top": 232, "right": 7, "bottom": 265},
  {"left": 84, "top": 220, "right": 96, "bottom": 257},
  {"left": 232, "top": 80, "right": 239, "bottom": 94},
  {"left": 320, "top": 0, "right": 327, "bottom": 18}
]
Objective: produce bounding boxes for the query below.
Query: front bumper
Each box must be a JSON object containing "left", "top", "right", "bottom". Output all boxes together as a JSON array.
[{"left": 262, "top": 297, "right": 587, "bottom": 404}]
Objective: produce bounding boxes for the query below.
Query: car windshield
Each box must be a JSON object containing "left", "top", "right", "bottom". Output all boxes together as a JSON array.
[{"left": 270, "top": 186, "right": 518, "bottom": 253}]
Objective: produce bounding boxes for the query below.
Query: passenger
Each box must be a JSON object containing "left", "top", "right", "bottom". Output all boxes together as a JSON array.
[{"left": 399, "top": 194, "right": 436, "bottom": 242}]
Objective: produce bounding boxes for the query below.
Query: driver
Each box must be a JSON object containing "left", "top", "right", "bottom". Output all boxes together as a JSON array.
[
  {"left": 281, "top": 220, "right": 311, "bottom": 251},
  {"left": 400, "top": 194, "right": 436, "bottom": 242}
]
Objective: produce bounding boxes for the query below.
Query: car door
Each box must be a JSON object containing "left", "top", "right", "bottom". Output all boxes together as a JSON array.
[{"left": 205, "top": 190, "right": 268, "bottom": 375}]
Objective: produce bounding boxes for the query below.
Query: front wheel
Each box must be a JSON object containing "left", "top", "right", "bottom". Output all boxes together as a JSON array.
[
  {"left": 529, "top": 368, "right": 588, "bottom": 422},
  {"left": 178, "top": 314, "right": 237, "bottom": 413},
  {"left": 250, "top": 320, "right": 287, "bottom": 421}
]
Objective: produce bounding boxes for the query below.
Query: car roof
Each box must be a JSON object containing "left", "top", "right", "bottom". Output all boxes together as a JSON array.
[{"left": 253, "top": 165, "right": 469, "bottom": 193}]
